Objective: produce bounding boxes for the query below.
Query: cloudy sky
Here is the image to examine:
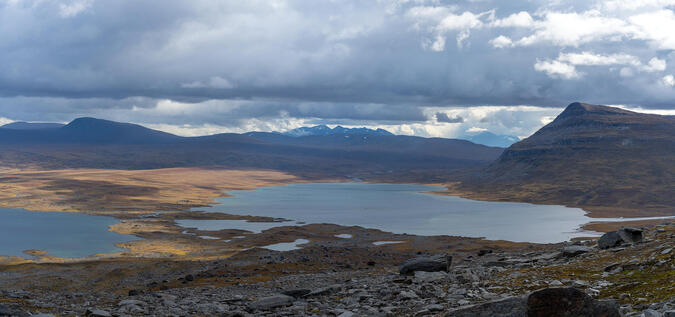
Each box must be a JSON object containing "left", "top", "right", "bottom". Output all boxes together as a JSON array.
[{"left": 1, "top": 0, "right": 674, "bottom": 139}]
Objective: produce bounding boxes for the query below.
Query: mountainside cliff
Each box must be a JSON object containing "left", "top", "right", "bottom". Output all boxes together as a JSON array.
[{"left": 454, "top": 102, "right": 675, "bottom": 216}]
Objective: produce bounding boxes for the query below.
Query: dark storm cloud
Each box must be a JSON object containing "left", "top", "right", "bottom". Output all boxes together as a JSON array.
[
  {"left": 435, "top": 112, "right": 464, "bottom": 123},
  {"left": 0, "top": 0, "right": 673, "bottom": 128}
]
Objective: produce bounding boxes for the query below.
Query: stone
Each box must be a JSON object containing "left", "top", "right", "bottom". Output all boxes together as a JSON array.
[
  {"left": 337, "top": 311, "right": 355, "bottom": 317},
  {"left": 399, "top": 290, "right": 419, "bottom": 300},
  {"left": 118, "top": 299, "right": 146, "bottom": 306},
  {"left": 526, "top": 287, "right": 620, "bottom": 317},
  {"left": 414, "top": 271, "right": 447, "bottom": 283},
  {"left": 603, "top": 262, "right": 621, "bottom": 272},
  {"left": 185, "top": 274, "right": 195, "bottom": 282},
  {"left": 400, "top": 254, "right": 452, "bottom": 275},
  {"left": 85, "top": 309, "right": 112, "bottom": 317},
  {"left": 598, "top": 231, "right": 623, "bottom": 249},
  {"left": 663, "top": 311, "right": 675, "bottom": 317},
  {"left": 549, "top": 280, "right": 563, "bottom": 286},
  {"left": 305, "top": 284, "right": 342, "bottom": 297},
  {"left": 282, "top": 288, "right": 311, "bottom": 298},
  {"left": 127, "top": 289, "right": 140, "bottom": 296},
  {"left": 425, "top": 304, "right": 444, "bottom": 312},
  {"left": 642, "top": 309, "right": 662, "bottom": 317},
  {"left": 661, "top": 248, "right": 672, "bottom": 255},
  {"left": 618, "top": 227, "right": 643, "bottom": 244},
  {"left": 248, "top": 294, "right": 294, "bottom": 310},
  {"left": 560, "top": 246, "right": 593, "bottom": 257},
  {"left": 444, "top": 296, "right": 527, "bottom": 317}
]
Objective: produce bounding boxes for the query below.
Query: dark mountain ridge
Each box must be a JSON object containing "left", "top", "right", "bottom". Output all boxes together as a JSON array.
[
  {"left": 457, "top": 102, "right": 674, "bottom": 215},
  {"left": 0, "top": 117, "right": 503, "bottom": 181}
]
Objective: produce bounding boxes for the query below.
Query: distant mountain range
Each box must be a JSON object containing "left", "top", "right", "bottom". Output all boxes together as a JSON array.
[
  {"left": 282, "top": 125, "right": 393, "bottom": 137},
  {"left": 1, "top": 122, "right": 65, "bottom": 130},
  {"left": 456, "top": 102, "right": 675, "bottom": 215},
  {"left": 0, "top": 117, "right": 502, "bottom": 181},
  {"left": 462, "top": 131, "right": 519, "bottom": 148}
]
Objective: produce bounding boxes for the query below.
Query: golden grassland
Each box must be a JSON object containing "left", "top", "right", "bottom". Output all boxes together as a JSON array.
[{"left": 0, "top": 167, "right": 325, "bottom": 214}]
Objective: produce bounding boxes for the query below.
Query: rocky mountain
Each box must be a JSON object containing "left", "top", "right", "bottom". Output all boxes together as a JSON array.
[
  {"left": 0, "top": 117, "right": 502, "bottom": 181},
  {"left": 456, "top": 102, "right": 675, "bottom": 215},
  {"left": 462, "top": 131, "right": 519, "bottom": 148},
  {"left": 282, "top": 125, "right": 393, "bottom": 137}
]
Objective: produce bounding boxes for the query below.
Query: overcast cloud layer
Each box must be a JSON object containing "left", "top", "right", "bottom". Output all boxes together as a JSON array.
[{"left": 0, "top": 0, "right": 674, "bottom": 138}]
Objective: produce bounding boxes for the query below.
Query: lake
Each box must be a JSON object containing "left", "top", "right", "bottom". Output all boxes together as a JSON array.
[
  {"left": 179, "top": 182, "right": 607, "bottom": 243},
  {"left": 0, "top": 208, "right": 136, "bottom": 258}
]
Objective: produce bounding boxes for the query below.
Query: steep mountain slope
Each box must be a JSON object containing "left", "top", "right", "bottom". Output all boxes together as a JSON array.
[
  {"left": 455, "top": 102, "right": 675, "bottom": 215},
  {"left": 0, "top": 117, "right": 502, "bottom": 181}
]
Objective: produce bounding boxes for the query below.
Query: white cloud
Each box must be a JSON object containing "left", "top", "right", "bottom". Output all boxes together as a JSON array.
[
  {"left": 600, "top": 0, "right": 675, "bottom": 11},
  {"left": 514, "top": 11, "right": 630, "bottom": 47},
  {"left": 490, "top": 35, "right": 512, "bottom": 48},
  {"left": 534, "top": 60, "right": 580, "bottom": 79},
  {"left": 629, "top": 10, "right": 675, "bottom": 50},
  {"left": 466, "top": 126, "right": 487, "bottom": 133},
  {"left": 0, "top": 117, "right": 13, "bottom": 126},
  {"left": 558, "top": 52, "right": 640, "bottom": 66},
  {"left": 536, "top": 52, "right": 667, "bottom": 78},
  {"left": 59, "top": 0, "right": 93, "bottom": 18},
  {"left": 662, "top": 74, "right": 675, "bottom": 87},
  {"left": 643, "top": 57, "right": 667, "bottom": 72},
  {"left": 490, "top": 11, "right": 534, "bottom": 28}
]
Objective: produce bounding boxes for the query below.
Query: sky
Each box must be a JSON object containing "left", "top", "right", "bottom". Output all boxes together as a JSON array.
[{"left": 0, "top": 0, "right": 674, "bottom": 139}]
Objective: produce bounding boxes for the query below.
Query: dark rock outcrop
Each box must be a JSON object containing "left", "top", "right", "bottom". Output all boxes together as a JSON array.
[
  {"left": 400, "top": 254, "right": 452, "bottom": 275},
  {"left": 560, "top": 246, "right": 592, "bottom": 257},
  {"left": 598, "top": 227, "right": 643, "bottom": 249},
  {"left": 444, "top": 296, "right": 527, "bottom": 317},
  {"left": 526, "top": 287, "right": 620, "bottom": 317},
  {"left": 598, "top": 231, "right": 623, "bottom": 249},
  {"left": 618, "top": 227, "right": 643, "bottom": 244},
  {"left": 248, "top": 294, "right": 294, "bottom": 310}
]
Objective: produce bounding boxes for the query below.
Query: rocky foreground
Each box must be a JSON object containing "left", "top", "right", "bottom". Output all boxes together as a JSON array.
[{"left": 0, "top": 223, "right": 673, "bottom": 317}]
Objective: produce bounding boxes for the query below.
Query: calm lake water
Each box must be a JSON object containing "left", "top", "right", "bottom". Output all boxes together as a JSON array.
[
  {"left": 0, "top": 208, "right": 136, "bottom": 258},
  {"left": 179, "top": 182, "right": 606, "bottom": 243}
]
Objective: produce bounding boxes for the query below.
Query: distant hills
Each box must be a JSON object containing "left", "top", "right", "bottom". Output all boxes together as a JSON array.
[
  {"left": 463, "top": 131, "right": 519, "bottom": 148},
  {"left": 282, "top": 125, "right": 393, "bottom": 137},
  {"left": 455, "top": 102, "right": 675, "bottom": 215},
  {"left": 1, "top": 122, "right": 65, "bottom": 130},
  {"left": 0, "top": 117, "right": 502, "bottom": 181}
]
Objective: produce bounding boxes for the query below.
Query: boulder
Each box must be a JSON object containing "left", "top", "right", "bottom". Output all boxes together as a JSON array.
[
  {"left": 444, "top": 296, "right": 527, "bottom": 317},
  {"left": 526, "top": 287, "right": 620, "bottom": 317},
  {"left": 281, "top": 288, "right": 311, "bottom": 298},
  {"left": 400, "top": 254, "right": 452, "bottom": 275},
  {"left": 598, "top": 231, "right": 623, "bottom": 249},
  {"left": 618, "top": 227, "right": 643, "bottom": 244},
  {"left": 642, "top": 309, "right": 662, "bottom": 317},
  {"left": 248, "top": 294, "right": 294, "bottom": 310},
  {"left": 664, "top": 310, "right": 675, "bottom": 317},
  {"left": 85, "top": 309, "right": 112, "bottom": 317},
  {"left": 560, "top": 246, "right": 592, "bottom": 257}
]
